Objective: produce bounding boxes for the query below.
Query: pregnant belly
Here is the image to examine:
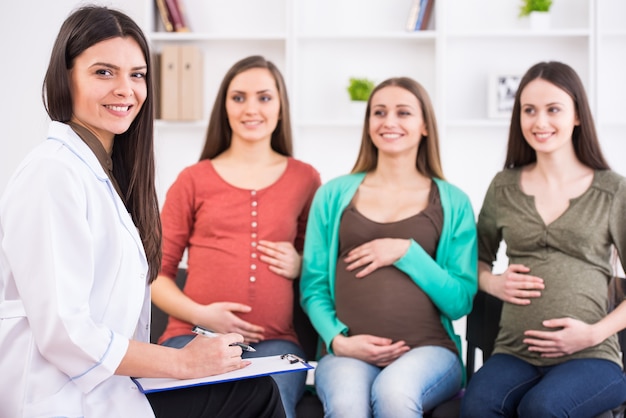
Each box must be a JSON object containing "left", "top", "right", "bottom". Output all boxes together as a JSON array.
[{"left": 497, "top": 261, "right": 608, "bottom": 351}]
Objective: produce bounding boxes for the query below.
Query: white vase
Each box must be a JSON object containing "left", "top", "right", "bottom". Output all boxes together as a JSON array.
[
  {"left": 349, "top": 100, "right": 368, "bottom": 120},
  {"left": 528, "top": 11, "right": 551, "bottom": 31}
]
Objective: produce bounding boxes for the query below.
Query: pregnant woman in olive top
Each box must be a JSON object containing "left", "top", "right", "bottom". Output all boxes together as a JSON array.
[{"left": 461, "top": 61, "right": 626, "bottom": 418}]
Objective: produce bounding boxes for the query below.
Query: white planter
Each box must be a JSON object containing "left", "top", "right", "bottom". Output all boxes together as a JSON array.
[
  {"left": 528, "top": 11, "right": 551, "bottom": 31},
  {"left": 349, "top": 100, "right": 368, "bottom": 120}
]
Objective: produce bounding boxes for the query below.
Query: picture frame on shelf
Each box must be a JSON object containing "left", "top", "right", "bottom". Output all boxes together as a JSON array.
[{"left": 488, "top": 73, "right": 522, "bottom": 118}]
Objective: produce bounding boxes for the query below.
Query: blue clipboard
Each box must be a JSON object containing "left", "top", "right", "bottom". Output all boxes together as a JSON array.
[{"left": 132, "top": 354, "right": 314, "bottom": 394}]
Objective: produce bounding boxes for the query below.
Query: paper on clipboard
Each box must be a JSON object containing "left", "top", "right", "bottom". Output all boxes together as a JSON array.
[{"left": 132, "top": 354, "right": 314, "bottom": 394}]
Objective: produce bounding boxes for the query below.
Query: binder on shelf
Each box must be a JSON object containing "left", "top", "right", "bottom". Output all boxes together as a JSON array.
[
  {"left": 179, "top": 45, "right": 204, "bottom": 121},
  {"left": 132, "top": 354, "right": 314, "bottom": 394},
  {"left": 159, "top": 45, "right": 180, "bottom": 120},
  {"left": 158, "top": 45, "right": 204, "bottom": 121},
  {"left": 164, "top": 0, "right": 190, "bottom": 32},
  {"left": 154, "top": 0, "right": 173, "bottom": 32},
  {"left": 151, "top": 53, "right": 162, "bottom": 120},
  {"left": 405, "top": 0, "right": 422, "bottom": 32}
]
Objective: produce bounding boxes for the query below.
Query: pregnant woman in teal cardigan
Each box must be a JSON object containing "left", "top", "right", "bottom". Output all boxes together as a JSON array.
[{"left": 300, "top": 76, "right": 477, "bottom": 417}]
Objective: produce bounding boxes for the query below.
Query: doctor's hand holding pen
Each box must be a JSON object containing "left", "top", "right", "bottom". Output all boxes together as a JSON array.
[
  {"left": 174, "top": 330, "right": 252, "bottom": 378},
  {"left": 192, "top": 325, "right": 256, "bottom": 352}
]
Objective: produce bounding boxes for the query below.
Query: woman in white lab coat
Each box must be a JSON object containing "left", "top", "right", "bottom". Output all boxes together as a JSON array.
[{"left": 0, "top": 6, "right": 285, "bottom": 418}]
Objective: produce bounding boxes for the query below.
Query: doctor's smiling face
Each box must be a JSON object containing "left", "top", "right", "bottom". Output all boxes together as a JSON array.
[{"left": 69, "top": 36, "right": 147, "bottom": 153}]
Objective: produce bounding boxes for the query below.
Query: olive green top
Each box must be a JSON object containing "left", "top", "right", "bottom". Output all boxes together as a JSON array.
[{"left": 477, "top": 168, "right": 626, "bottom": 367}]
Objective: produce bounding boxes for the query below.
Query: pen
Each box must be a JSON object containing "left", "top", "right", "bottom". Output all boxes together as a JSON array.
[{"left": 192, "top": 325, "right": 256, "bottom": 352}]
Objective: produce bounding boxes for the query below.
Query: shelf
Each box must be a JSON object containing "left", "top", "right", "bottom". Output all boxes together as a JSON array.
[
  {"left": 155, "top": 120, "right": 207, "bottom": 129},
  {"left": 296, "top": 119, "right": 363, "bottom": 128},
  {"left": 149, "top": 32, "right": 287, "bottom": 42},
  {"left": 295, "top": 31, "right": 436, "bottom": 41},
  {"left": 446, "top": 29, "right": 591, "bottom": 39},
  {"left": 599, "top": 30, "right": 626, "bottom": 38},
  {"left": 446, "top": 119, "right": 511, "bottom": 129},
  {"left": 598, "top": 121, "right": 626, "bottom": 129}
]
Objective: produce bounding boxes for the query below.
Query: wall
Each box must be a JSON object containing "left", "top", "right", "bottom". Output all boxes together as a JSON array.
[{"left": 0, "top": 0, "right": 144, "bottom": 194}]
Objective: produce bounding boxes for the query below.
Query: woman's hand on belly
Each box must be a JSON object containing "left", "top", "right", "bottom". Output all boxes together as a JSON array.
[
  {"left": 484, "top": 263, "right": 544, "bottom": 305},
  {"left": 331, "top": 334, "right": 410, "bottom": 367},
  {"left": 257, "top": 240, "right": 302, "bottom": 279},
  {"left": 523, "top": 317, "right": 597, "bottom": 358},
  {"left": 197, "top": 302, "right": 265, "bottom": 343},
  {"left": 344, "top": 238, "right": 411, "bottom": 278}
]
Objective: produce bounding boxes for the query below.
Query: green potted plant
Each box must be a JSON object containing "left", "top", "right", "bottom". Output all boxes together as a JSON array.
[
  {"left": 519, "top": 0, "right": 553, "bottom": 30},
  {"left": 346, "top": 77, "right": 375, "bottom": 102},
  {"left": 519, "top": 0, "right": 552, "bottom": 16},
  {"left": 346, "top": 77, "right": 375, "bottom": 119}
]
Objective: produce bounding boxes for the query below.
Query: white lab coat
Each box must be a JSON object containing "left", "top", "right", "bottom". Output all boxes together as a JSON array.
[{"left": 0, "top": 122, "right": 155, "bottom": 417}]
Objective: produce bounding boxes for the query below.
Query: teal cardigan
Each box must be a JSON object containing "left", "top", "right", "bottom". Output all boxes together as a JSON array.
[{"left": 300, "top": 173, "right": 478, "bottom": 379}]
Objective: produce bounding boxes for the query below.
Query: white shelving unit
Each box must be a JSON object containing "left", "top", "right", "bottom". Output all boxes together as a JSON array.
[
  {"left": 595, "top": 0, "right": 626, "bottom": 178},
  {"left": 292, "top": 0, "right": 440, "bottom": 183},
  {"left": 596, "top": 0, "right": 626, "bottom": 127},
  {"left": 144, "top": 0, "right": 624, "bottom": 209},
  {"left": 439, "top": 0, "right": 596, "bottom": 212}
]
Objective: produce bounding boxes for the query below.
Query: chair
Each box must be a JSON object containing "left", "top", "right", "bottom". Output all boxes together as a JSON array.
[
  {"left": 429, "top": 289, "right": 626, "bottom": 418},
  {"left": 150, "top": 268, "right": 324, "bottom": 418},
  {"left": 426, "top": 291, "right": 500, "bottom": 418},
  {"left": 291, "top": 277, "right": 324, "bottom": 418},
  {"left": 149, "top": 268, "right": 188, "bottom": 344}
]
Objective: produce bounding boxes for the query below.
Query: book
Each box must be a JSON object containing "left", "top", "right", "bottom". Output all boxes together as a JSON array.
[
  {"left": 164, "top": 0, "right": 190, "bottom": 32},
  {"left": 175, "top": 0, "right": 192, "bottom": 32},
  {"left": 132, "top": 354, "right": 314, "bottom": 394},
  {"left": 159, "top": 45, "right": 180, "bottom": 120},
  {"left": 418, "top": 0, "right": 436, "bottom": 30},
  {"left": 405, "top": 0, "right": 422, "bottom": 32},
  {"left": 154, "top": 0, "right": 174, "bottom": 32},
  {"left": 179, "top": 45, "right": 204, "bottom": 120},
  {"left": 414, "top": 0, "right": 429, "bottom": 30}
]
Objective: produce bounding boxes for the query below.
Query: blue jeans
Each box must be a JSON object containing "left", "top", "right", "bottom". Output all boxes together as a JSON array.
[
  {"left": 460, "top": 353, "right": 626, "bottom": 418},
  {"left": 315, "top": 345, "right": 462, "bottom": 418},
  {"left": 162, "top": 335, "right": 306, "bottom": 418}
]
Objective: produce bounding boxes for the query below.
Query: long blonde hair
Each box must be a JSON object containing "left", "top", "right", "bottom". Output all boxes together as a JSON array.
[{"left": 350, "top": 77, "right": 444, "bottom": 180}]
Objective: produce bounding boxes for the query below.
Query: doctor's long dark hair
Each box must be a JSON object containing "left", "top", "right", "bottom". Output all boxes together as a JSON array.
[{"left": 42, "top": 6, "right": 162, "bottom": 283}]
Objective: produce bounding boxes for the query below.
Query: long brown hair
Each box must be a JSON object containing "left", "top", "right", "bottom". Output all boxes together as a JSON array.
[
  {"left": 42, "top": 6, "right": 162, "bottom": 283},
  {"left": 350, "top": 77, "right": 445, "bottom": 179},
  {"left": 504, "top": 61, "right": 610, "bottom": 170},
  {"left": 199, "top": 55, "right": 293, "bottom": 160}
]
